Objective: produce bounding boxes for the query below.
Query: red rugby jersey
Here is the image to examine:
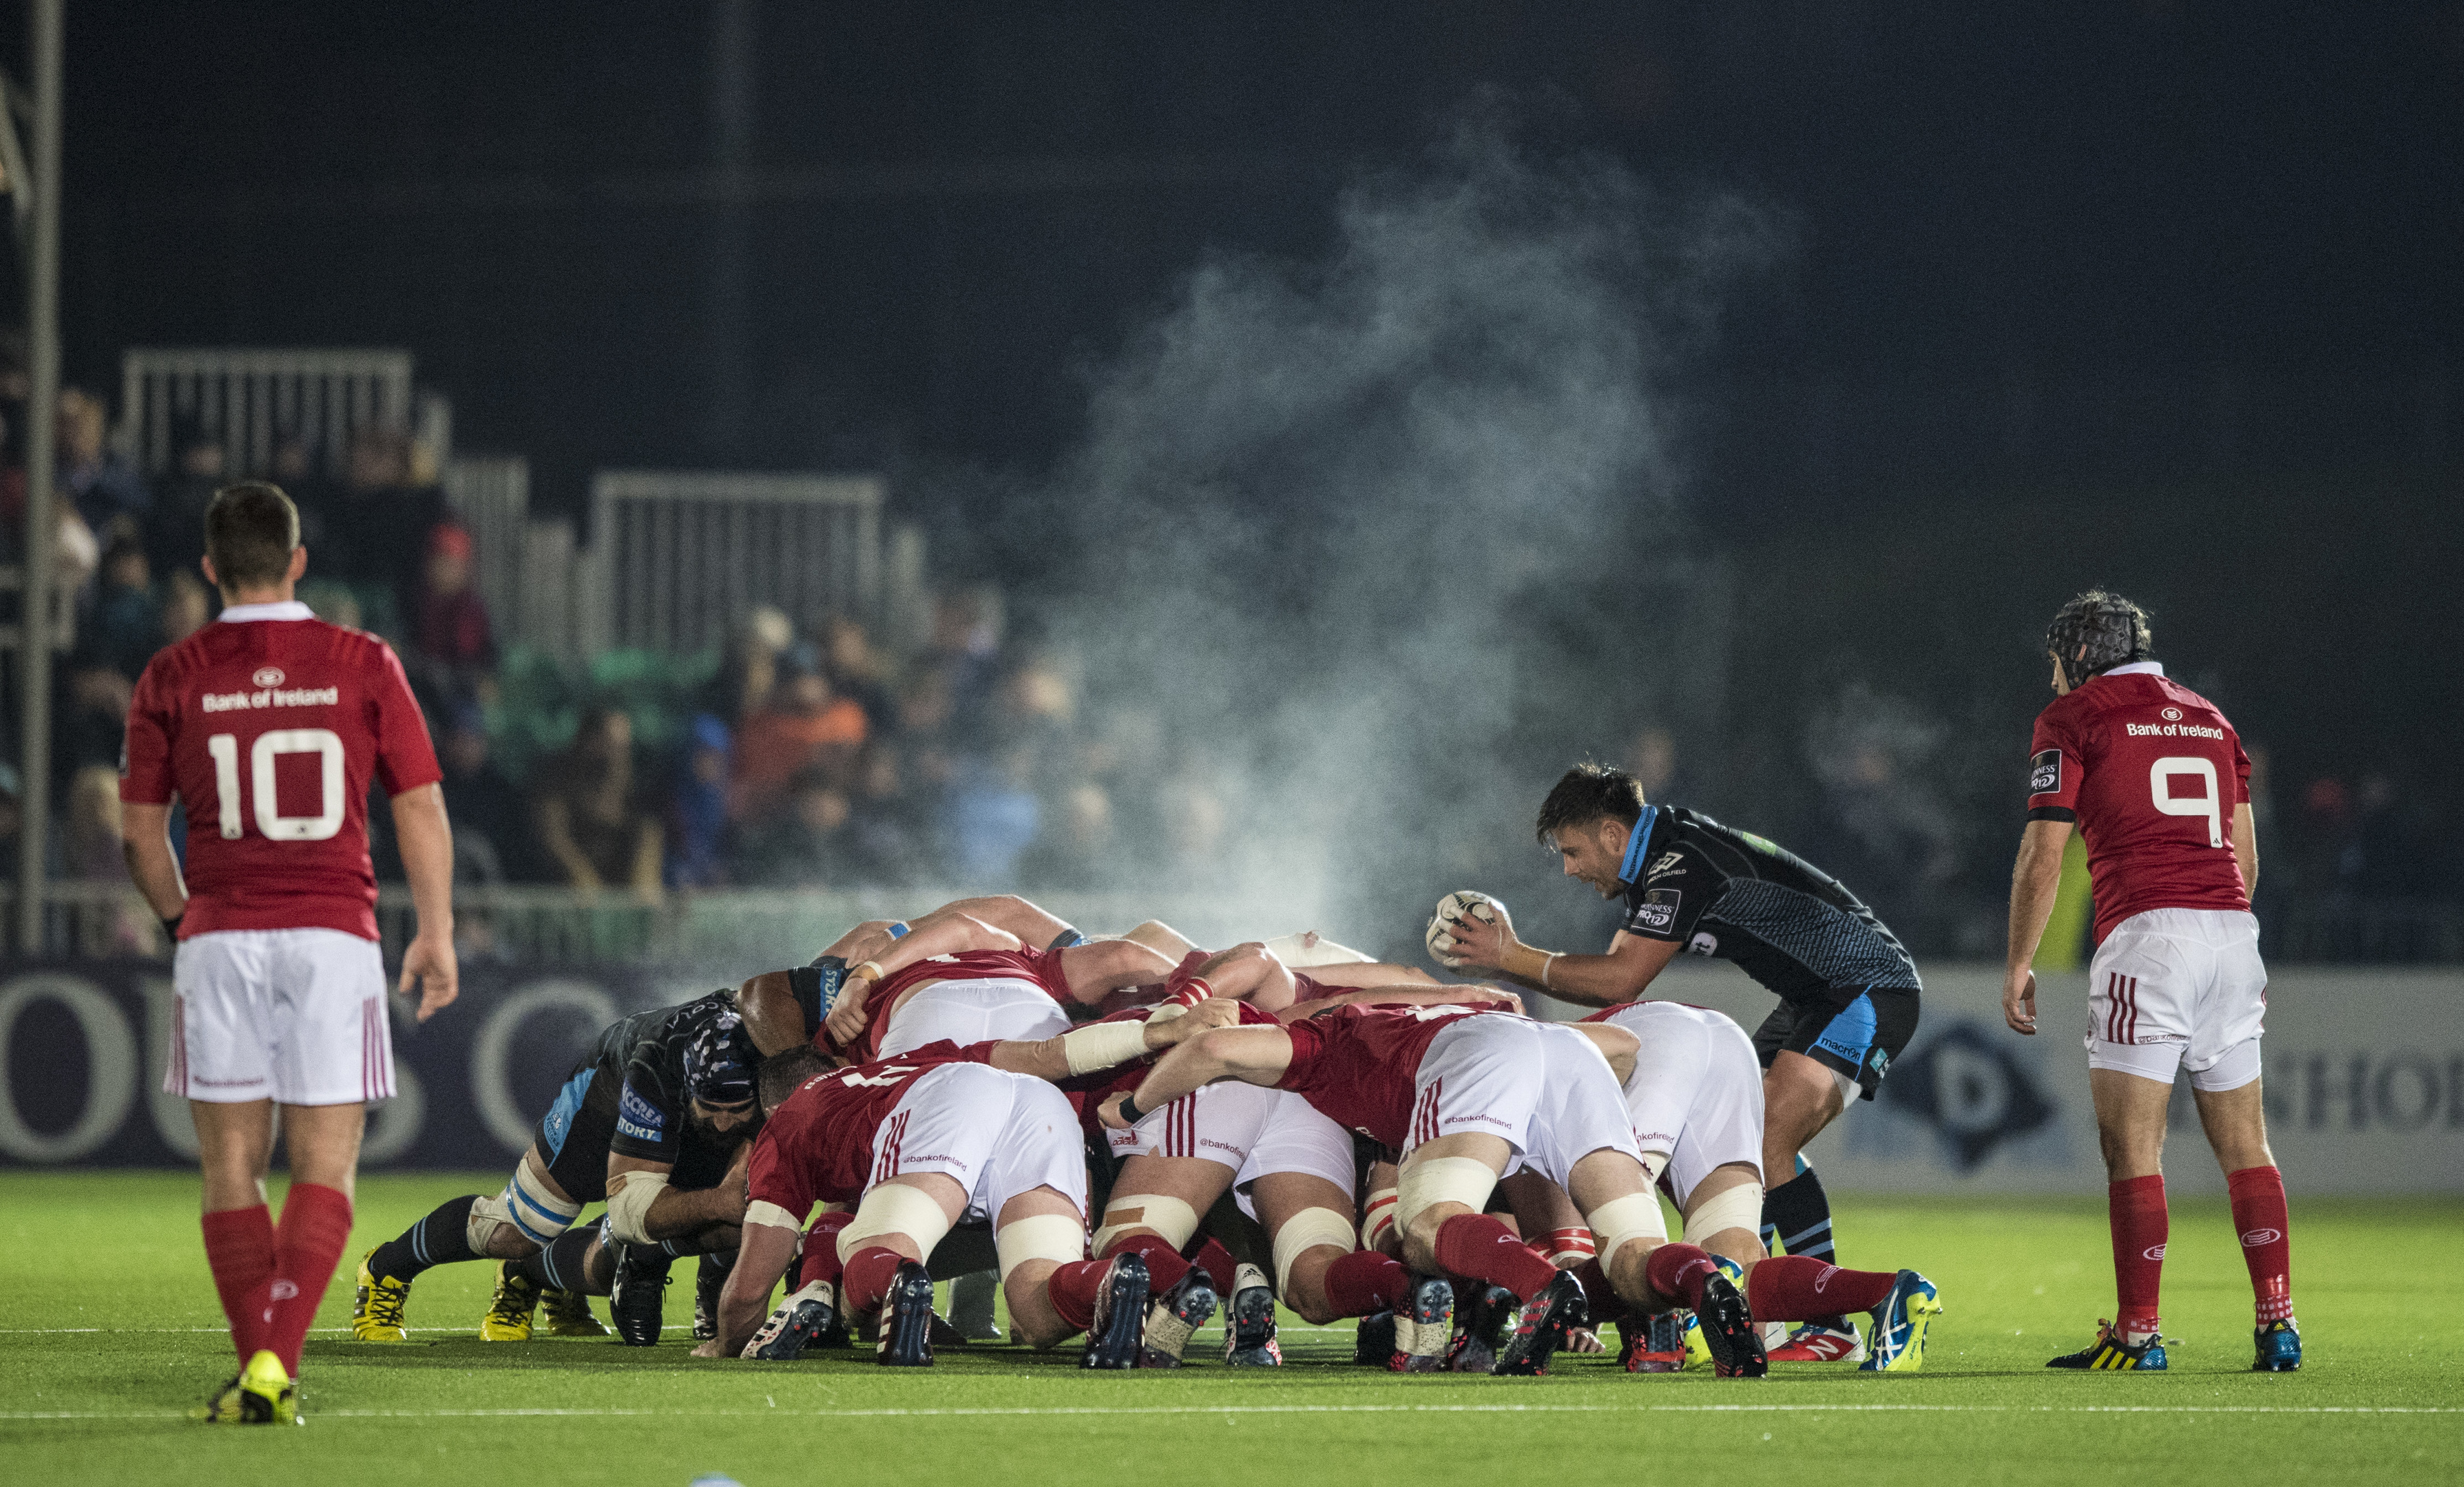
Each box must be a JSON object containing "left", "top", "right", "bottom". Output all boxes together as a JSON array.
[
  {"left": 748, "top": 1041, "right": 994, "bottom": 1218},
  {"left": 1274, "top": 1004, "right": 1500, "bottom": 1147},
  {"left": 825, "top": 947, "right": 1075, "bottom": 1060},
  {"left": 2027, "top": 664, "right": 2252, "bottom": 943},
  {"left": 120, "top": 602, "right": 441, "bottom": 940}
]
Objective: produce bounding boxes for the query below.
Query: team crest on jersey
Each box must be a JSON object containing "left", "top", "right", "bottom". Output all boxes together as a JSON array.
[
  {"left": 1633, "top": 889, "right": 1680, "bottom": 932},
  {"left": 2160, "top": 706, "right": 2183, "bottom": 721},
  {"left": 253, "top": 667, "right": 285, "bottom": 688},
  {"left": 2029, "top": 749, "right": 2061, "bottom": 794},
  {"left": 1686, "top": 931, "right": 1719, "bottom": 956}
]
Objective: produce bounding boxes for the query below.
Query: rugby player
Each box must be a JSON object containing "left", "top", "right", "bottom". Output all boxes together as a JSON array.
[
  {"left": 698, "top": 1004, "right": 1241, "bottom": 1366},
  {"left": 121, "top": 482, "right": 458, "bottom": 1424},
  {"left": 2003, "top": 591, "right": 2297, "bottom": 1372},
  {"left": 1103, "top": 1002, "right": 1768, "bottom": 1378},
  {"left": 1437, "top": 762, "right": 1924, "bottom": 1362},
  {"left": 352, "top": 992, "right": 764, "bottom": 1346}
]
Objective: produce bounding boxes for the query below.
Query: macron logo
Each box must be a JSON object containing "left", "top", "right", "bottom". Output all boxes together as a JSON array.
[
  {"left": 2239, "top": 1228, "right": 2281, "bottom": 1247},
  {"left": 2142, "top": 1244, "right": 2167, "bottom": 1262}
]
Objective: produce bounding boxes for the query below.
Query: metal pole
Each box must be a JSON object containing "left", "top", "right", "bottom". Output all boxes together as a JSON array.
[{"left": 16, "top": 0, "right": 61, "bottom": 952}]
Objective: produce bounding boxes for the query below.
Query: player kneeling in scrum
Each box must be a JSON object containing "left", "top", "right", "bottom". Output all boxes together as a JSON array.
[
  {"left": 702, "top": 1003, "right": 1236, "bottom": 1366},
  {"left": 1105, "top": 1002, "right": 1766, "bottom": 1378}
]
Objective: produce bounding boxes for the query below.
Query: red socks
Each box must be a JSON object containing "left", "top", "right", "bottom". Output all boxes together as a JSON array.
[
  {"left": 1190, "top": 1237, "right": 1240, "bottom": 1296},
  {"left": 1433, "top": 1214, "right": 1558, "bottom": 1303},
  {"left": 1321, "top": 1250, "right": 1407, "bottom": 1318},
  {"left": 797, "top": 1214, "right": 853, "bottom": 1291},
  {"left": 1643, "top": 1242, "right": 1719, "bottom": 1311},
  {"left": 1044, "top": 1258, "right": 1114, "bottom": 1330},
  {"left": 842, "top": 1245, "right": 906, "bottom": 1316},
  {"left": 1746, "top": 1254, "right": 1896, "bottom": 1321},
  {"left": 1098, "top": 1232, "right": 1193, "bottom": 1295},
  {"left": 201, "top": 1204, "right": 277, "bottom": 1365},
  {"left": 2227, "top": 1166, "right": 2295, "bottom": 1324},
  {"left": 2109, "top": 1174, "right": 2167, "bottom": 1342},
  {"left": 258, "top": 1183, "right": 353, "bottom": 1376}
]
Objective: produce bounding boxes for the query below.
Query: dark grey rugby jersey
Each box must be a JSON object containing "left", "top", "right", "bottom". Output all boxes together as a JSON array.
[
  {"left": 587, "top": 989, "right": 738, "bottom": 1164},
  {"left": 1616, "top": 806, "right": 1920, "bottom": 1002}
]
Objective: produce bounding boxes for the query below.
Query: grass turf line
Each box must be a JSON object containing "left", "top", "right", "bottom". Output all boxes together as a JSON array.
[{"left": 1, "top": 1172, "right": 2457, "bottom": 1487}]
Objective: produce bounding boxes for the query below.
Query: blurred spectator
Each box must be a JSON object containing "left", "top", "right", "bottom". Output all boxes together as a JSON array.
[
  {"left": 92, "top": 536, "right": 162, "bottom": 679},
  {"left": 1018, "top": 781, "right": 1116, "bottom": 889},
  {"left": 319, "top": 424, "right": 444, "bottom": 611},
  {"left": 945, "top": 745, "right": 1041, "bottom": 885},
  {"left": 145, "top": 416, "right": 224, "bottom": 580},
  {"left": 56, "top": 387, "right": 149, "bottom": 538},
  {"left": 824, "top": 614, "right": 899, "bottom": 737},
  {"left": 666, "top": 714, "right": 733, "bottom": 889},
  {"left": 536, "top": 708, "right": 663, "bottom": 901},
  {"left": 925, "top": 587, "right": 1004, "bottom": 741},
  {"left": 709, "top": 604, "right": 795, "bottom": 725},
  {"left": 158, "top": 570, "right": 212, "bottom": 646},
  {"left": 0, "top": 762, "right": 20, "bottom": 866},
  {"left": 730, "top": 642, "right": 868, "bottom": 820},
  {"left": 297, "top": 579, "right": 365, "bottom": 631},
  {"left": 843, "top": 742, "right": 928, "bottom": 885},
  {"left": 408, "top": 523, "right": 496, "bottom": 709},
  {"left": 65, "top": 763, "right": 155, "bottom": 953},
  {"left": 735, "top": 767, "right": 855, "bottom": 887},
  {"left": 438, "top": 704, "right": 536, "bottom": 885},
  {"left": 61, "top": 662, "right": 134, "bottom": 775}
]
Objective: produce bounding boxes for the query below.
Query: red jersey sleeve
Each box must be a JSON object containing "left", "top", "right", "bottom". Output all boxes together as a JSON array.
[
  {"left": 367, "top": 640, "right": 442, "bottom": 797},
  {"left": 119, "top": 660, "right": 178, "bottom": 806},
  {"left": 745, "top": 1122, "right": 815, "bottom": 1225},
  {"left": 2027, "top": 706, "right": 2083, "bottom": 821},
  {"left": 2231, "top": 735, "right": 2251, "bottom": 807}
]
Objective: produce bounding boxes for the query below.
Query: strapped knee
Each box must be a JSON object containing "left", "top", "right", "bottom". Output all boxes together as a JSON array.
[
  {"left": 1682, "top": 1183, "right": 1765, "bottom": 1247},
  {"left": 479, "top": 1163, "right": 582, "bottom": 1251},
  {"left": 1092, "top": 1193, "right": 1200, "bottom": 1256},
  {"left": 837, "top": 1183, "right": 954, "bottom": 1264},
  {"left": 1394, "top": 1156, "right": 1498, "bottom": 1236},
  {"left": 1359, "top": 1188, "right": 1399, "bottom": 1252},
  {"left": 994, "top": 1213, "right": 1087, "bottom": 1280},
  {"left": 1587, "top": 1192, "right": 1667, "bottom": 1269},
  {"left": 605, "top": 1171, "right": 670, "bottom": 1247},
  {"left": 1270, "top": 1206, "right": 1355, "bottom": 1296}
]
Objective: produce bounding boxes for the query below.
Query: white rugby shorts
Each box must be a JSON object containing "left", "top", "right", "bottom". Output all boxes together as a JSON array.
[
  {"left": 868, "top": 1062, "right": 1088, "bottom": 1224},
  {"left": 1410, "top": 1017, "right": 1640, "bottom": 1185},
  {"left": 2085, "top": 907, "right": 2266, "bottom": 1093},
  {"left": 1598, "top": 1000, "right": 1765, "bottom": 1204},
  {"left": 166, "top": 928, "right": 390, "bottom": 1106},
  {"left": 1109, "top": 1081, "right": 1355, "bottom": 1216},
  {"left": 877, "top": 977, "right": 1070, "bottom": 1059}
]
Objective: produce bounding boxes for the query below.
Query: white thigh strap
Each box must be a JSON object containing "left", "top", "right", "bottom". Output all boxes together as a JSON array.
[
  {"left": 1270, "top": 1206, "right": 1355, "bottom": 1295},
  {"left": 1093, "top": 1193, "right": 1200, "bottom": 1254},
  {"left": 995, "top": 1213, "right": 1087, "bottom": 1279},
  {"left": 1683, "top": 1183, "right": 1764, "bottom": 1247},
  {"left": 1395, "top": 1154, "right": 1499, "bottom": 1234},
  {"left": 839, "top": 1182, "right": 954, "bottom": 1263}
]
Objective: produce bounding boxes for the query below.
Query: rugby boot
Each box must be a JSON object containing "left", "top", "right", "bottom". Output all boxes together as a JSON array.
[
  {"left": 1138, "top": 1267, "right": 1218, "bottom": 1368},
  {"left": 2047, "top": 1320, "right": 2167, "bottom": 1371},
  {"left": 1356, "top": 1311, "right": 1397, "bottom": 1366},
  {"left": 607, "top": 1241, "right": 673, "bottom": 1347},
  {"left": 351, "top": 1249, "right": 410, "bottom": 1342},
  {"left": 1493, "top": 1270, "right": 1587, "bottom": 1376},
  {"left": 950, "top": 1268, "right": 1004, "bottom": 1342},
  {"left": 1442, "top": 1283, "right": 1515, "bottom": 1373},
  {"left": 541, "top": 1286, "right": 607, "bottom": 1338},
  {"left": 480, "top": 1261, "right": 543, "bottom": 1341},
  {"left": 193, "top": 1373, "right": 252, "bottom": 1424},
  {"left": 875, "top": 1261, "right": 938, "bottom": 1367},
  {"left": 1222, "top": 1269, "right": 1282, "bottom": 1367},
  {"left": 1384, "top": 1274, "right": 1451, "bottom": 1372},
  {"left": 2253, "top": 1318, "right": 2301, "bottom": 1373},
  {"left": 1769, "top": 1319, "right": 1866, "bottom": 1363},
  {"left": 1079, "top": 1252, "right": 1152, "bottom": 1370},
  {"left": 1694, "top": 1269, "right": 1768, "bottom": 1378},
  {"left": 1619, "top": 1309, "right": 1691, "bottom": 1373},
  {"left": 746, "top": 1280, "right": 842, "bottom": 1360},
  {"left": 1859, "top": 1270, "right": 1941, "bottom": 1373},
  {"left": 693, "top": 1249, "right": 737, "bottom": 1341},
  {"left": 198, "top": 1349, "right": 297, "bottom": 1426}
]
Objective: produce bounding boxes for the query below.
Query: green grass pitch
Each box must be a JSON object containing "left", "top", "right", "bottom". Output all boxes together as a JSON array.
[{"left": 2, "top": 1173, "right": 2457, "bottom": 1487}]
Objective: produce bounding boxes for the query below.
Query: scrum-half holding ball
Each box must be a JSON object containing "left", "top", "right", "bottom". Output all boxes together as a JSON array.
[{"left": 1425, "top": 889, "right": 1502, "bottom": 969}]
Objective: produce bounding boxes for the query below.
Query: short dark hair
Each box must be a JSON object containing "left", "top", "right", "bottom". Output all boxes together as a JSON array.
[
  {"left": 203, "top": 482, "right": 299, "bottom": 589},
  {"left": 758, "top": 1046, "right": 833, "bottom": 1112},
  {"left": 1535, "top": 762, "right": 1645, "bottom": 843}
]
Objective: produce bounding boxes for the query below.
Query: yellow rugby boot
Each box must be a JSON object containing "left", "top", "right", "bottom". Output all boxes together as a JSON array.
[
  {"left": 541, "top": 1285, "right": 609, "bottom": 1338},
  {"left": 352, "top": 1249, "right": 411, "bottom": 1342},
  {"left": 481, "top": 1261, "right": 543, "bottom": 1341}
]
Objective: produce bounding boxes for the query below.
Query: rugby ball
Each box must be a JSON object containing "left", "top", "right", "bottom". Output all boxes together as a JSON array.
[{"left": 1425, "top": 890, "right": 1501, "bottom": 969}]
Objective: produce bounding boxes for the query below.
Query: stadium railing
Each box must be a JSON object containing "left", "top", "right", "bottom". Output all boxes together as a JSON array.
[{"left": 116, "top": 346, "right": 449, "bottom": 479}]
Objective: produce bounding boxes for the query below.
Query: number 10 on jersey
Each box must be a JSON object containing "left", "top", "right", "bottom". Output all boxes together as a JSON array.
[{"left": 206, "top": 729, "right": 346, "bottom": 841}]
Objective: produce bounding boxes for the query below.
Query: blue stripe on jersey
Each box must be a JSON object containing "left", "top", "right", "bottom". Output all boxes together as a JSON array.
[{"left": 1618, "top": 805, "right": 1661, "bottom": 885}]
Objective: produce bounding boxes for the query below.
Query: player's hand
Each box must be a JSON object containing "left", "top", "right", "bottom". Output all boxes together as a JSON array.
[
  {"left": 716, "top": 1168, "right": 750, "bottom": 1221},
  {"left": 1459, "top": 984, "right": 1524, "bottom": 1013},
  {"left": 824, "top": 968, "right": 877, "bottom": 1049},
  {"left": 1145, "top": 996, "right": 1240, "bottom": 1048},
  {"left": 399, "top": 929, "right": 459, "bottom": 1022},
  {"left": 1096, "top": 1092, "right": 1136, "bottom": 1131},
  {"left": 2002, "top": 967, "right": 2038, "bottom": 1035},
  {"left": 1563, "top": 1325, "right": 1605, "bottom": 1355},
  {"left": 1440, "top": 903, "right": 1514, "bottom": 969}
]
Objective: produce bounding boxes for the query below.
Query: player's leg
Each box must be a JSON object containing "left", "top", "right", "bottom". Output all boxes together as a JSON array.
[
  {"left": 837, "top": 1171, "right": 966, "bottom": 1365},
  {"left": 2193, "top": 1056, "right": 2298, "bottom": 1369},
  {"left": 1397, "top": 1129, "right": 1561, "bottom": 1372},
  {"left": 190, "top": 1097, "right": 281, "bottom": 1375},
  {"left": 994, "top": 1183, "right": 1146, "bottom": 1361},
  {"left": 1252, "top": 1170, "right": 1361, "bottom": 1324},
  {"left": 172, "top": 929, "right": 286, "bottom": 1414},
  {"left": 1095, "top": 1149, "right": 1227, "bottom": 1365},
  {"left": 1120, "top": 919, "right": 1198, "bottom": 958}
]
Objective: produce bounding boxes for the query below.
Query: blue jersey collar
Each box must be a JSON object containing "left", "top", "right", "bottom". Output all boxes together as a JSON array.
[{"left": 1617, "top": 805, "right": 1660, "bottom": 886}]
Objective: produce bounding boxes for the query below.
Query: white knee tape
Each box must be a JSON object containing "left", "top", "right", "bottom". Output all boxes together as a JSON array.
[
  {"left": 1683, "top": 1184, "right": 1765, "bottom": 1247},
  {"left": 1271, "top": 1206, "right": 1355, "bottom": 1295},
  {"left": 481, "top": 1161, "right": 585, "bottom": 1249},
  {"left": 605, "top": 1171, "right": 670, "bottom": 1247},
  {"left": 1092, "top": 1194, "right": 1200, "bottom": 1255},
  {"left": 1359, "top": 1188, "right": 1399, "bottom": 1252},
  {"left": 838, "top": 1182, "right": 954, "bottom": 1263},
  {"left": 1587, "top": 1192, "right": 1667, "bottom": 1268},
  {"left": 1395, "top": 1155, "right": 1499, "bottom": 1234},
  {"left": 996, "top": 1213, "right": 1087, "bottom": 1279}
]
